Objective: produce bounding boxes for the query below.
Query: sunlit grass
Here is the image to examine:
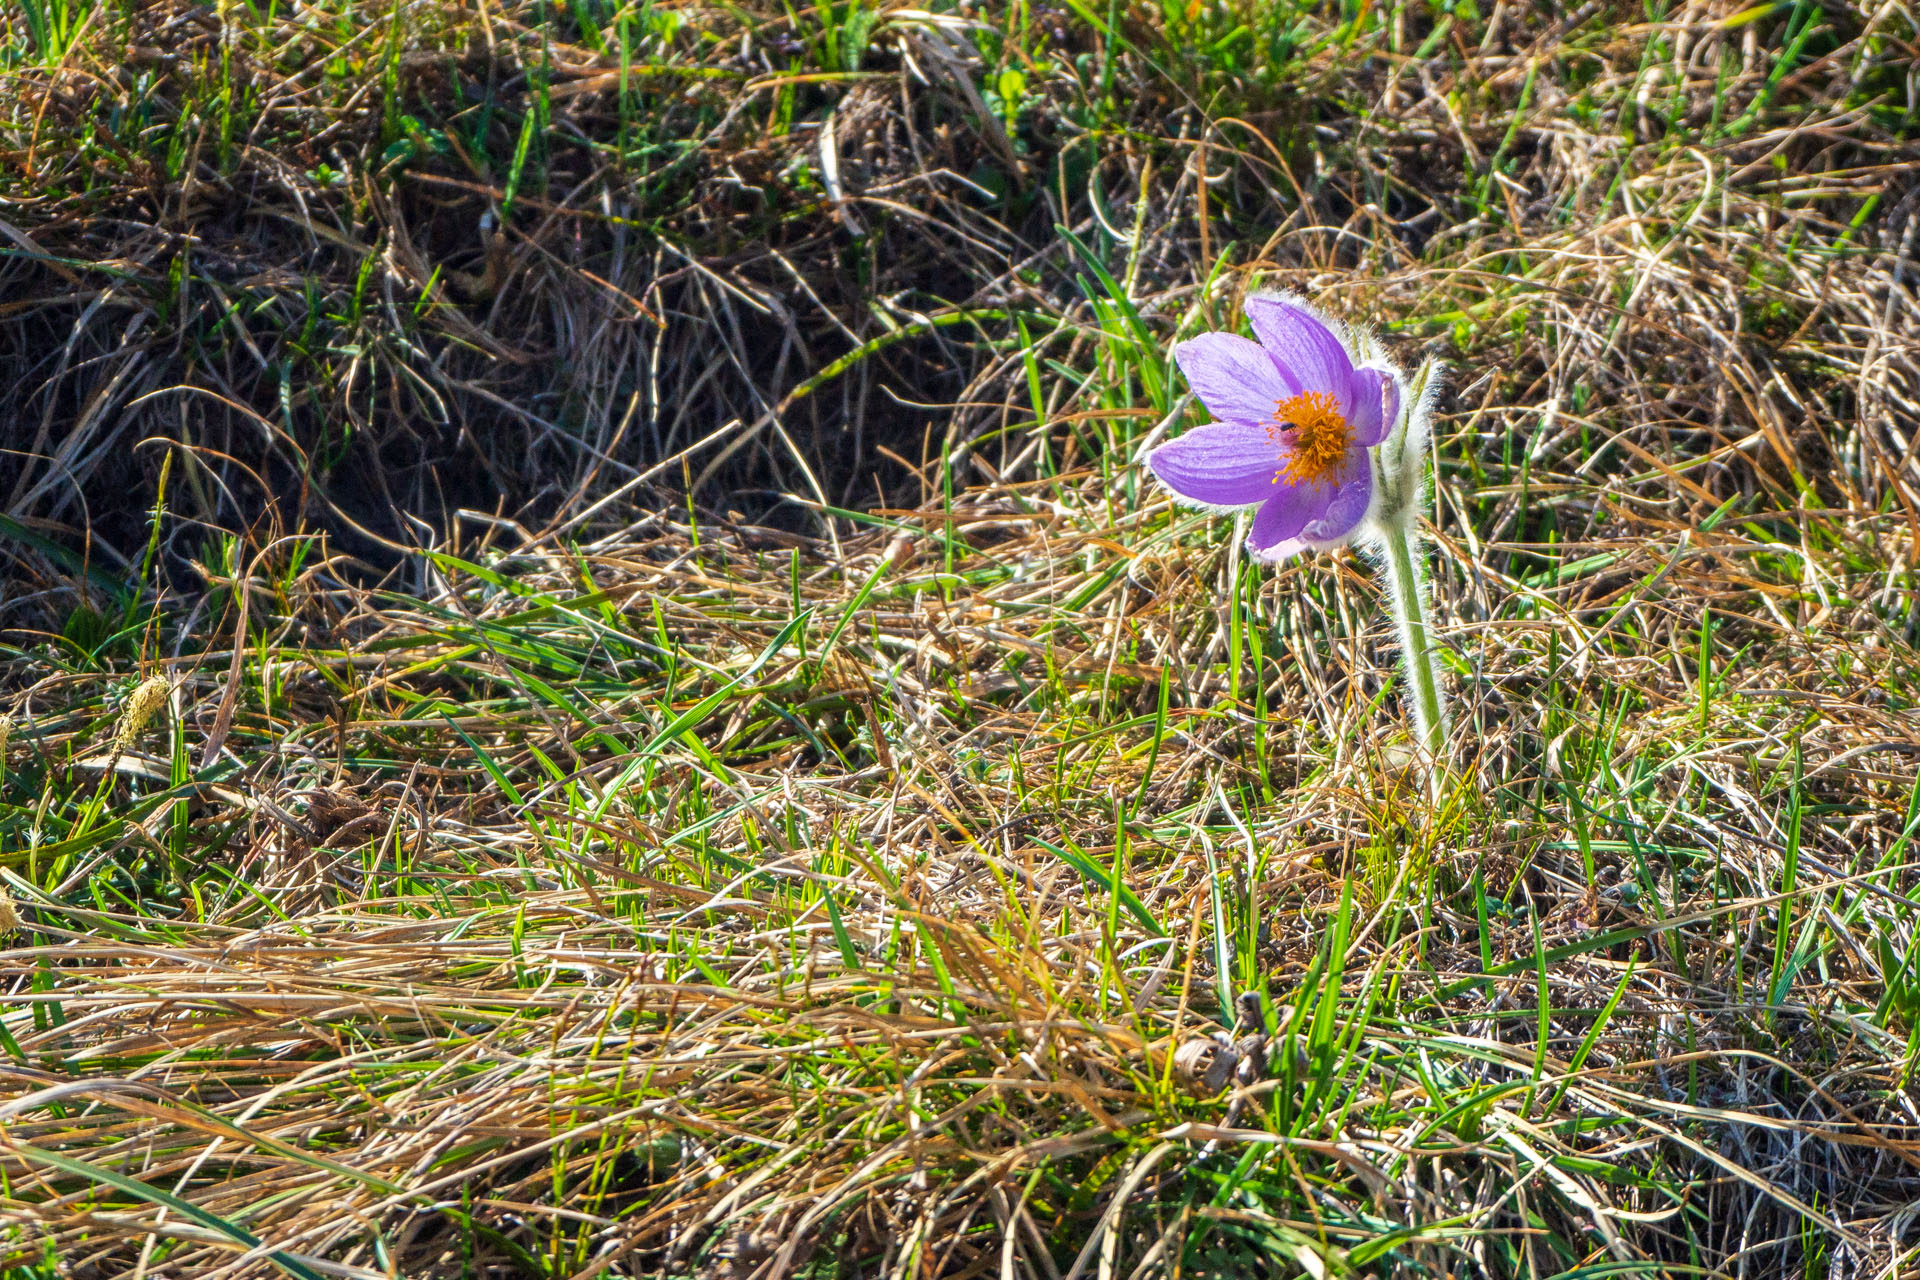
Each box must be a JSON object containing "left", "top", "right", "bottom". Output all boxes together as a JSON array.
[{"left": 1, "top": 0, "right": 1919, "bottom": 1275}]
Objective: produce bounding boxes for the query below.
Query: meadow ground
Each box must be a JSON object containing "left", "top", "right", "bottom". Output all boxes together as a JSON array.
[{"left": 1, "top": 0, "right": 1919, "bottom": 1275}]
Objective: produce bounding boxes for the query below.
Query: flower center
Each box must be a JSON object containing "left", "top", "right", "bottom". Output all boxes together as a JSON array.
[{"left": 1266, "top": 391, "right": 1352, "bottom": 487}]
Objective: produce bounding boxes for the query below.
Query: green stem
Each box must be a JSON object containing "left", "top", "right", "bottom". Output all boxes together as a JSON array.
[{"left": 1383, "top": 522, "right": 1446, "bottom": 763}]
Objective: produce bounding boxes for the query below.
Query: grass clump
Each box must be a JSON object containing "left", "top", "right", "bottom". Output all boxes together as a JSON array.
[{"left": 1, "top": 0, "right": 1919, "bottom": 1276}]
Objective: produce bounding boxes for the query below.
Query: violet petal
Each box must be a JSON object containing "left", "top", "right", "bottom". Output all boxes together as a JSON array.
[
  {"left": 1146, "top": 423, "right": 1283, "bottom": 508},
  {"left": 1245, "top": 296, "right": 1355, "bottom": 397},
  {"left": 1346, "top": 367, "right": 1401, "bottom": 447},
  {"left": 1299, "top": 453, "right": 1375, "bottom": 544},
  {"left": 1171, "top": 333, "right": 1289, "bottom": 428},
  {"left": 1246, "top": 480, "right": 1330, "bottom": 555}
]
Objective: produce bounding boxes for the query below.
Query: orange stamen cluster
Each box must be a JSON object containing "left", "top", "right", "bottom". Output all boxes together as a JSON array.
[{"left": 1266, "top": 391, "right": 1352, "bottom": 487}]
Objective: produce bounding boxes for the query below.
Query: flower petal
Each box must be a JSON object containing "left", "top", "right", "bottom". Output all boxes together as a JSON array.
[
  {"left": 1171, "top": 333, "right": 1289, "bottom": 427},
  {"left": 1245, "top": 296, "right": 1355, "bottom": 397},
  {"left": 1146, "top": 423, "right": 1282, "bottom": 509},
  {"left": 1299, "top": 452, "right": 1376, "bottom": 546},
  {"left": 1345, "top": 367, "right": 1401, "bottom": 447},
  {"left": 1249, "top": 536, "right": 1309, "bottom": 562},
  {"left": 1245, "top": 479, "right": 1330, "bottom": 557}
]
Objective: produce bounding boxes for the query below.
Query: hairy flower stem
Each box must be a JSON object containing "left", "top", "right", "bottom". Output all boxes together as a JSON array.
[
  {"left": 1382, "top": 521, "right": 1447, "bottom": 764},
  {"left": 1369, "top": 356, "right": 1450, "bottom": 772}
]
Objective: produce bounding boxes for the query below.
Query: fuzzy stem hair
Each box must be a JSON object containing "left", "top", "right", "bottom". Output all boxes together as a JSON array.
[{"left": 1366, "top": 357, "right": 1450, "bottom": 768}]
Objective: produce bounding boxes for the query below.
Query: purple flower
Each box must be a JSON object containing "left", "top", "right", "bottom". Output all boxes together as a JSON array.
[{"left": 1147, "top": 295, "right": 1403, "bottom": 562}]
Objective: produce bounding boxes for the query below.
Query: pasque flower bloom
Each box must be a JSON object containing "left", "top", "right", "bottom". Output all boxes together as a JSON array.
[
  {"left": 1146, "top": 295, "right": 1402, "bottom": 561},
  {"left": 1145, "top": 291, "right": 1453, "bottom": 770}
]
